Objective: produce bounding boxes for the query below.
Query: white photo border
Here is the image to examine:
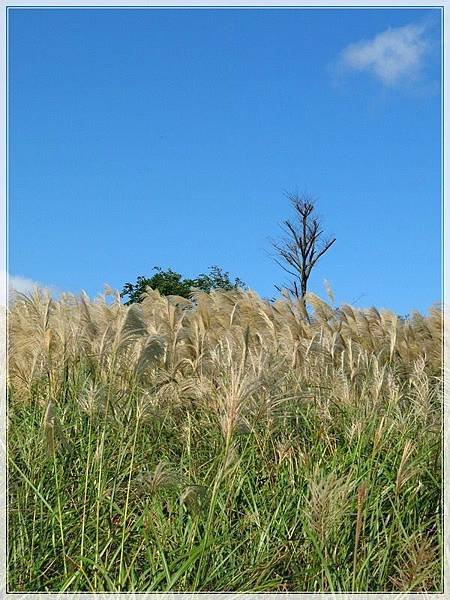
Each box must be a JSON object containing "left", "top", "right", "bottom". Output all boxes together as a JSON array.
[{"left": 0, "top": 2, "right": 446, "bottom": 599}]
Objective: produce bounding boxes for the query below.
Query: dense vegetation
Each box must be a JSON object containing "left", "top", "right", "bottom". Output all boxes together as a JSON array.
[
  {"left": 8, "top": 287, "right": 442, "bottom": 592},
  {"left": 121, "top": 265, "right": 246, "bottom": 304}
]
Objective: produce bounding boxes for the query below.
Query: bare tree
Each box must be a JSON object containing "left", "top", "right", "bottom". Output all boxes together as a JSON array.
[{"left": 272, "top": 192, "right": 336, "bottom": 298}]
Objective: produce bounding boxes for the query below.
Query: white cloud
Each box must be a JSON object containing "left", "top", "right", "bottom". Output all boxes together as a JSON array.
[
  {"left": 338, "top": 23, "right": 429, "bottom": 86},
  {"left": 8, "top": 274, "right": 42, "bottom": 296},
  {"left": 0, "top": 271, "right": 59, "bottom": 306}
]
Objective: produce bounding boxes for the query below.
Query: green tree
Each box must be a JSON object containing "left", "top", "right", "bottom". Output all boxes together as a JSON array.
[
  {"left": 121, "top": 266, "right": 246, "bottom": 305},
  {"left": 195, "top": 265, "right": 246, "bottom": 294}
]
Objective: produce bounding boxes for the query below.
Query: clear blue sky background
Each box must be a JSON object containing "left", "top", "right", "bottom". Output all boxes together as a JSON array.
[{"left": 8, "top": 8, "right": 441, "bottom": 314}]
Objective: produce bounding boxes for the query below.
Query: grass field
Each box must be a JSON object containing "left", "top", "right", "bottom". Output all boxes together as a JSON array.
[{"left": 7, "top": 287, "right": 442, "bottom": 592}]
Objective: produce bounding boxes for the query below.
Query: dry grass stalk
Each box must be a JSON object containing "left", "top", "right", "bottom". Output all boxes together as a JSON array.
[
  {"left": 395, "top": 439, "right": 415, "bottom": 496},
  {"left": 353, "top": 482, "right": 368, "bottom": 585},
  {"left": 390, "top": 534, "right": 439, "bottom": 591},
  {"left": 305, "top": 467, "right": 351, "bottom": 547}
]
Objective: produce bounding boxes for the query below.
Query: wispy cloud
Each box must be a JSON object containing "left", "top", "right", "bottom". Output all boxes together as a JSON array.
[
  {"left": 8, "top": 274, "right": 43, "bottom": 296},
  {"left": 337, "top": 23, "right": 430, "bottom": 87},
  {"left": 0, "top": 271, "right": 58, "bottom": 305}
]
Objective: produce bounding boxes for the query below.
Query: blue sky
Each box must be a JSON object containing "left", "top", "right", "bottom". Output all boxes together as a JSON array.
[{"left": 8, "top": 8, "right": 441, "bottom": 314}]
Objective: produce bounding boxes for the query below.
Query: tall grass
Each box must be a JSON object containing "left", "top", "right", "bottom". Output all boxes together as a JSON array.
[{"left": 7, "top": 287, "right": 442, "bottom": 591}]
